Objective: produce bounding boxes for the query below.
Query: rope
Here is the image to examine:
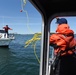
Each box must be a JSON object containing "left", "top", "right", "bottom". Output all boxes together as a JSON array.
[
  {"left": 34, "top": 42, "right": 40, "bottom": 63},
  {"left": 20, "top": 0, "right": 41, "bottom": 63},
  {"left": 25, "top": 33, "right": 41, "bottom": 63},
  {"left": 21, "top": 0, "right": 34, "bottom": 34}
]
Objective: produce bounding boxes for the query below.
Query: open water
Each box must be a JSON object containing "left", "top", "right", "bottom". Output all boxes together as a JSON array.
[
  {"left": 0, "top": 34, "right": 41, "bottom": 75},
  {"left": 1, "top": 33, "right": 74, "bottom": 75}
]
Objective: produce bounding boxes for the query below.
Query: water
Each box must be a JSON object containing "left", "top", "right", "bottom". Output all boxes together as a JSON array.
[
  {"left": 1, "top": 34, "right": 75, "bottom": 75},
  {"left": 0, "top": 34, "right": 40, "bottom": 75}
]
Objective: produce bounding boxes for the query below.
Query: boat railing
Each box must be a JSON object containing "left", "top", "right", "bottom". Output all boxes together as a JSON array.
[
  {"left": 49, "top": 49, "right": 55, "bottom": 75},
  {"left": 0, "top": 33, "right": 6, "bottom": 38},
  {"left": 0, "top": 32, "right": 15, "bottom": 39}
]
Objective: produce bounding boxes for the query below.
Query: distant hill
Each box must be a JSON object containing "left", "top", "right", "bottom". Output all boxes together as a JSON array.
[{"left": 50, "top": 32, "right": 55, "bottom": 35}]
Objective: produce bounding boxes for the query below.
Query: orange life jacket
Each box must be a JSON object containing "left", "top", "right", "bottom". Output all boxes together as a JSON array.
[
  {"left": 56, "top": 24, "right": 74, "bottom": 35},
  {"left": 54, "top": 23, "right": 75, "bottom": 56},
  {"left": 3, "top": 26, "right": 11, "bottom": 32},
  {"left": 50, "top": 33, "right": 76, "bottom": 56}
]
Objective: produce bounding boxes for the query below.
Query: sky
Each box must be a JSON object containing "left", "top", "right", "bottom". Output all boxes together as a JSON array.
[
  {"left": 0, "top": 0, "right": 76, "bottom": 34},
  {"left": 50, "top": 17, "right": 76, "bottom": 34},
  {"left": 0, "top": 0, "right": 42, "bottom": 34}
]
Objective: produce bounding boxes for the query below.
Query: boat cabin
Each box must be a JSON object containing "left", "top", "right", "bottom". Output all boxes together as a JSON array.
[{"left": 29, "top": 0, "right": 76, "bottom": 75}]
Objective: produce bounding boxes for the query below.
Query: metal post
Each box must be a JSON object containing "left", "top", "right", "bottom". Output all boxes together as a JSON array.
[{"left": 40, "top": 17, "right": 50, "bottom": 75}]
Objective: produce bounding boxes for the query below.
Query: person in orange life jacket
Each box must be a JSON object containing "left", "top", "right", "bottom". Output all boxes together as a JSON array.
[
  {"left": 49, "top": 33, "right": 71, "bottom": 56},
  {"left": 56, "top": 17, "right": 71, "bottom": 34},
  {"left": 3, "top": 25, "right": 12, "bottom": 38},
  {"left": 49, "top": 18, "right": 76, "bottom": 75},
  {"left": 49, "top": 33, "right": 76, "bottom": 75},
  {"left": 55, "top": 17, "right": 76, "bottom": 51}
]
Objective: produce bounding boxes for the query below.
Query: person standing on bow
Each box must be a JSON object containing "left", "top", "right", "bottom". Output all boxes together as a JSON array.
[{"left": 3, "top": 25, "right": 12, "bottom": 38}]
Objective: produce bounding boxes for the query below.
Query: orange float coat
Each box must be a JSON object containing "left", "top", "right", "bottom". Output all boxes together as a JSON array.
[
  {"left": 56, "top": 23, "right": 76, "bottom": 49},
  {"left": 50, "top": 33, "right": 76, "bottom": 56},
  {"left": 56, "top": 24, "right": 70, "bottom": 34}
]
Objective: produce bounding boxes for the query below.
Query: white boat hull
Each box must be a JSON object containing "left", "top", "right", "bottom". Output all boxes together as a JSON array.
[
  {"left": 0, "top": 37, "right": 15, "bottom": 47},
  {"left": 0, "top": 30, "right": 15, "bottom": 47}
]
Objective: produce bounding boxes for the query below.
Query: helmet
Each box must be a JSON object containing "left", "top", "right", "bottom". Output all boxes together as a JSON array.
[{"left": 56, "top": 18, "right": 67, "bottom": 24}]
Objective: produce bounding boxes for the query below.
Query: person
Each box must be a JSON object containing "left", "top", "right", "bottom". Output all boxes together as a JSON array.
[
  {"left": 55, "top": 17, "right": 76, "bottom": 51},
  {"left": 49, "top": 17, "right": 76, "bottom": 75},
  {"left": 50, "top": 33, "right": 76, "bottom": 56},
  {"left": 50, "top": 33, "right": 76, "bottom": 75},
  {"left": 3, "top": 25, "right": 12, "bottom": 38},
  {"left": 56, "top": 17, "right": 72, "bottom": 34}
]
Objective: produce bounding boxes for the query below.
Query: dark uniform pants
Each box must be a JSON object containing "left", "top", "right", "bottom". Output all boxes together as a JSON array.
[{"left": 59, "top": 54, "right": 76, "bottom": 75}]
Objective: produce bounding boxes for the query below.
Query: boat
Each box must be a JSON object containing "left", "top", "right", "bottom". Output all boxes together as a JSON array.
[
  {"left": 29, "top": 0, "right": 76, "bottom": 75},
  {"left": 0, "top": 30, "right": 15, "bottom": 47}
]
